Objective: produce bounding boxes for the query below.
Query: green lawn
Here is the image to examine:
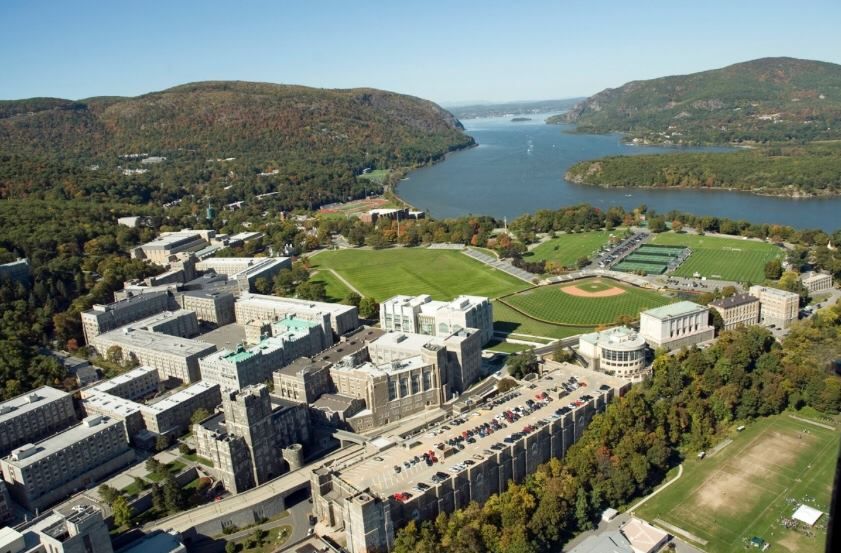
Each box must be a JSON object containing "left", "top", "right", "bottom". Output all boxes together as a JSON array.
[
  {"left": 647, "top": 232, "right": 784, "bottom": 282},
  {"left": 311, "top": 269, "right": 354, "bottom": 302},
  {"left": 492, "top": 301, "right": 590, "bottom": 340},
  {"left": 146, "top": 460, "right": 186, "bottom": 482},
  {"left": 525, "top": 231, "right": 615, "bottom": 267},
  {"left": 357, "top": 169, "right": 391, "bottom": 185},
  {"left": 311, "top": 248, "right": 527, "bottom": 301},
  {"left": 503, "top": 278, "right": 671, "bottom": 326},
  {"left": 635, "top": 413, "right": 840, "bottom": 553}
]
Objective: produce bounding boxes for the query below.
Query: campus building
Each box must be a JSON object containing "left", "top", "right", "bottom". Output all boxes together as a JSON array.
[
  {"left": 311, "top": 368, "right": 629, "bottom": 553},
  {"left": 194, "top": 384, "right": 310, "bottom": 493},
  {"left": 199, "top": 319, "right": 324, "bottom": 390},
  {"left": 177, "top": 289, "right": 236, "bottom": 326},
  {"left": 90, "top": 328, "right": 216, "bottom": 383},
  {"left": 639, "top": 301, "right": 714, "bottom": 351},
  {"left": 130, "top": 231, "right": 210, "bottom": 265},
  {"left": 83, "top": 381, "right": 221, "bottom": 441},
  {"left": 708, "top": 293, "right": 761, "bottom": 331},
  {"left": 81, "top": 290, "right": 175, "bottom": 344},
  {"left": 195, "top": 257, "right": 290, "bottom": 293},
  {"left": 1, "top": 416, "right": 134, "bottom": 512},
  {"left": 380, "top": 294, "right": 494, "bottom": 346},
  {"left": 83, "top": 365, "right": 160, "bottom": 400},
  {"left": 368, "top": 329, "right": 483, "bottom": 393},
  {"left": 235, "top": 292, "right": 359, "bottom": 343},
  {"left": 578, "top": 326, "right": 648, "bottom": 381},
  {"left": 749, "top": 285, "right": 800, "bottom": 329},
  {"left": 0, "top": 387, "right": 77, "bottom": 457},
  {"left": 12, "top": 503, "right": 114, "bottom": 553},
  {"left": 328, "top": 342, "right": 449, "bottom": 432},
  {"left": 272, "top": 328, "right": 387, "bottom": 405},
  {"left": 800, "top": 271, "right": 833, "bottom": 294},
  {"left": 0, "top": 481, "right": 11, "bottom": 524}
]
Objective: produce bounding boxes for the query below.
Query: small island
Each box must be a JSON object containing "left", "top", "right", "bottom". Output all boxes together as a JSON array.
[{"left": 511, "top": 117, "right": 532, "bottom": 122}]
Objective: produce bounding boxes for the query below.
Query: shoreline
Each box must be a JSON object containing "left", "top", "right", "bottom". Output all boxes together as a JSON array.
[{"left": 563, "top": 178, "right": 840, "bottom": 199}]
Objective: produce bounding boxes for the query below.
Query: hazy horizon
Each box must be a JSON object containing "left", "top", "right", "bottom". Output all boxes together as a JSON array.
[{"left": 2, "top": 0, "right": 841, "bottom": 103}]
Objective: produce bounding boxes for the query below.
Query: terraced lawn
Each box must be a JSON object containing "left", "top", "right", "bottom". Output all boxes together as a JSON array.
[
  {"left": 648, "top": 232, "right": 784, "bottom": 282},
  {"left": 525, "top": 231, "right": 615, "bottom": 267}
]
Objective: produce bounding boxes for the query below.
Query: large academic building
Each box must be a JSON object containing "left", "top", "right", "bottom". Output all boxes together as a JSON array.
[{"left": 639, "top": 301, "right": 714, "bottom": 351}]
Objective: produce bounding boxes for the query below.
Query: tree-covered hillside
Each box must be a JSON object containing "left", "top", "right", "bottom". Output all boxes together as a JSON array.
[
  {"left": 550, "top": 57, "right": 841, "bottom": 144},
  {"left": 565, "top": 142, "right": 841, "bottom": 197},
  {"left": 0, "top": 81, "right": 474, "bottom": 207}
]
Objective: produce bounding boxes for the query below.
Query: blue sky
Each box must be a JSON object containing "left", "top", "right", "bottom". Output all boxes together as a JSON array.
[{"left": 2, "top": 0, "right": 840, "bottom": 103}]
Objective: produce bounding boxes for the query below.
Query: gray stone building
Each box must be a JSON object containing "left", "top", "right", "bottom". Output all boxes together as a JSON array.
[
  {"left": 1, "top": 416, "right": 134, "bottom": 512},
  {"left": 0, "top": 387, "right": 77, "bottom": 458},
  {"left": 194, "top": 384, "right": 310, "bottom": 494},
  {"left": 81, "top": 291, "right": 175, "bottom": 344}
]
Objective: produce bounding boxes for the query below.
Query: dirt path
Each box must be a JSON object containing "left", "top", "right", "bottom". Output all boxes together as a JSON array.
[{"left": 326, "top": 268, "right": 363, "bottom": 297}]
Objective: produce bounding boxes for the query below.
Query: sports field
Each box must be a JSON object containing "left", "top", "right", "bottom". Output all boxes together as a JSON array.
[
  {"left": 310, "top": 248, "right": 527, "bottom": 301},
  {"left": 502, "top": 277, "right": 672, "bottom": 326},
  {"left": 635, "top": 413, "right": 840, "bottom": 553},
  {"left": 526, "top": 231, "right": 614, "bottom": 267},
  {"left": 647, "top": 232, "right": 783, "bottom": 282}
]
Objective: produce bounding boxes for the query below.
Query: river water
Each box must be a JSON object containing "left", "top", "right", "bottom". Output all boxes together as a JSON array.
[{"left": 397, "top": 114, "right": 841, "bottom": 232}]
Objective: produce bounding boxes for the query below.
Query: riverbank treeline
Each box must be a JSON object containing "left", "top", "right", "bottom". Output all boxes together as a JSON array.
[
  {"left": 565, "top": 143, "right": 841, "bottom": 198},
  {"left": 393, "top": 307, "right": 841, "bottom": 553}
]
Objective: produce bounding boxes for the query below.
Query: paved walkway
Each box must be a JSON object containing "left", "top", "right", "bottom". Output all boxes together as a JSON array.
[
  {"left": 628, "top": 464, "right": 683, "bottom": 513},
  {"left": 788, "top": 414, "right": 835, "bottom": 430}
]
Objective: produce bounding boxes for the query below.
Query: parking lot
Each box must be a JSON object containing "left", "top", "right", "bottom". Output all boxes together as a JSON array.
[{"left": 335, "top": 365, "right": 625, "bottom": 499}]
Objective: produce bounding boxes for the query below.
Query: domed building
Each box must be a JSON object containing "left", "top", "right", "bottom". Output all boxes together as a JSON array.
[{"left": 578, "top": 326, "right": 648, "bottom": 381}]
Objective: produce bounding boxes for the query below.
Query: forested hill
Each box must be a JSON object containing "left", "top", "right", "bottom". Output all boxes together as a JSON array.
[
  {"left": 0, "top": 81, "right": 474, "bottom": 207},
  {"left": 550, "top": 57, "right": 841, "bottom": 144}
]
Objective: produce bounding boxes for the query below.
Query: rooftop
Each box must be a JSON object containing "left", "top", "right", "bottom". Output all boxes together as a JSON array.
[
  {"left": 0, "top": 386, "right": 70, "bottom": 424},
  {"left": 144, "top": 382, "right": 218, "bottom": 413},
  {"left": 142, "top": 231, "right": 206, "bottom": 250},
  {"left": 641, "top": 300, "right": 706, "bottom": 320},
  {"left": 332, "top": 365, "right": 624, "bottom": 497},
  {"left": 87, "top": 365, "right": 158, "bottom": 394},
  {"left": 87, "top": 290, "right": 168, "bottom": 315},
  {"left": 312, "top": 393, "right": 358, "bottom": 413},
  {"left": 94, "top": 328, "right": 216, "bottom": 357},
  {"left": 315, "top": 327, "right": 386, "bottom": 365},
  {"left": 709, "top": 293, "right": 760, "bottom": 309},
  {"left": 275, "top": 357, "right": 332, "bottom": 377},
  {"left": 238, "top": 292, "right": 358, "bottom": 316},
  {"left": 335, "top": 355, "right": 430, "bottom": 377},
  {"left": 580, "top": 326, "right": 646, "bottom": 349},
  {"left": 5, "top": 416, "right": 122, "bottom": 468},
  {"left": 749, "top": 285, "right": 800, "bottom": 299}
]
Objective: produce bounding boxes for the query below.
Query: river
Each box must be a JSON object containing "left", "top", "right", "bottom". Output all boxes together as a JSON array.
[{"left": 397, "top": 114, "right": 841, "bottom": 232}]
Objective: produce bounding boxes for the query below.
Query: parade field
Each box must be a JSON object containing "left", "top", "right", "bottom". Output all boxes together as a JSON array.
[
  {"left": 310, "top": 248, "right": 526, "bottom": 301},
  {"left": 635, "top": 413, "right": 840, "bottom": 553},
  {"left": 501, "top": 277, "right": 672, "bottom": 326},
  {"left": 647, "top": 232, "right": 783, "bottom": 282}
]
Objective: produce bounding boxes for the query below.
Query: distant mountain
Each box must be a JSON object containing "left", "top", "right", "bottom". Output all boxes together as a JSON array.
[
  {"left": 448, "top": 98, "right": 582, "bottom": 120},
  {"left": 0, "top": 81, "right": 473, "bottom": 206},
  {"left": 551, "top": 57, "right": 841, "bottom": 144}
]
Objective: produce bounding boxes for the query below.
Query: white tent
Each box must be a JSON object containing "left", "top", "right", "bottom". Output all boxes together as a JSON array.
[{"left": 792, "top": 504, "right": 823, "bottom": 526}]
